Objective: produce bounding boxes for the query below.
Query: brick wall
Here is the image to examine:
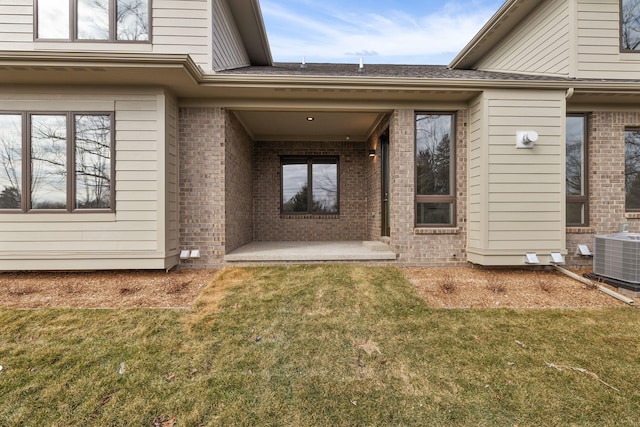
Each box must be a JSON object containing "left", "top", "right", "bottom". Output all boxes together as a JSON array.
[
  {"left": 565, "top": 111, "right": 640, "bottom": 266},
  {"left": 178, "top": 107, "right": 226, "bottom": 268},
  {"left": 366, "top": 117, "right": 391, "bottom": 240},
  {"left": 253, "top": 141, "right": 368, "bottom": 241},
  {"left": 389, "top": 109, "right": 468, "bottom": 267},
  {"left": 175, "top": 107, "right": 638, "bottom": 269},
  {"left": 225, "top": 112, "right": 253, "bottom": 253}
]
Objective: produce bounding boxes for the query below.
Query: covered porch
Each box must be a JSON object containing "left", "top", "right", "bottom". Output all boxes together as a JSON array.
[{"left": 224, "top": 240, "right": 396, "bottom": 262}]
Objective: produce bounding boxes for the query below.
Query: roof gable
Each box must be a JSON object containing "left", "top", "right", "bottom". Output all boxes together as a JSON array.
[
  {"left": 449, "top": 0, "right": 545, "bottom": 69},
  {"left": 226, "top": 0, "right": 273, "bottom": 66}
]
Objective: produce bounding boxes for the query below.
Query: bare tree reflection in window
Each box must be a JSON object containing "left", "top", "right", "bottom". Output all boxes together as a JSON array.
[
  {"left": 625, "top": 130, "right": 640, "bottom": 210},
  {"left": 622, "top": 0, "right": 640, "bottom": 50},
  {"left": 415, "top": 113, "right": 454, "bottom": 225},
  {"left": 312, "top": 163, "right": 338, "bottom": 213},
  {"left": 117, "top": 0, "right": 149, "bottom": 40},
  {"left": 282, "top": 163, "right": 307, "bottom": 213},
  {"left": 416, "top": 114, "right": 451, "bottom": 197},
  {"left": 75, "top": 115, "right": 111, "bottom": 209},
  {"left": 0, "top": 115, "right": 22, "bottom": 209},
  {"left": 77, "top": 0, "right": 109, "bottom": 40},
  {"left": 31, "top": 115, "right": 67, "bottom": 209},
  {"left": 566, "top": 116, "right": 586, "bottom": 224}
]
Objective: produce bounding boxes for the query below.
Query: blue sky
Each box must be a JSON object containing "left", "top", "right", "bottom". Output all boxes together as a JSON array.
[{"left": 260, "top": 0, "right": 505, "bottom": 65}]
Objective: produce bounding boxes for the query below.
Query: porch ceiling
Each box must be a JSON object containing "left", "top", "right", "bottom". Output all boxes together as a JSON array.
[{"left": 232, "top": 110, "right": 387, "bottom": 142}]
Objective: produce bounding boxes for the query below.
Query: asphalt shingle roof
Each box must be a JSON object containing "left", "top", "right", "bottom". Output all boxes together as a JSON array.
[{"left": 219, "top": 62, "right": 570, "bottom": 81}]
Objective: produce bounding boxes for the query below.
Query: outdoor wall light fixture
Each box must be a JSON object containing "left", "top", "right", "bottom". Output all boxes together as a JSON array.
[
  {"left": 516, "top": 130, "right": 538, "bottom": 149},
  {"left": 368, "top": 149, "right": 376, "bottom": 157},
  {"left": 306, "top": 116, "right": 315, "bottom": 121}
]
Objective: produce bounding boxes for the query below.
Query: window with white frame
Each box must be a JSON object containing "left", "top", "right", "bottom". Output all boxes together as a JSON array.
[
  {"left": 36, "top": 0, "right": 150, "bottom": 41},
  {"left": 0, "top": 112, "right": 114, "bottom": 211}
]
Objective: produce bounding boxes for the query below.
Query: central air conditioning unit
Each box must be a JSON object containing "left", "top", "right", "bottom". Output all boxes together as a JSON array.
[{"left": 594, "top": 233, "right": 640, "bottom": 285}]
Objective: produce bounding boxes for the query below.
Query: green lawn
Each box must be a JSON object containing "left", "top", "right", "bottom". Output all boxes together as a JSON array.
[{"left": 1, "top": 265, "right": 639, "bottom": 426}]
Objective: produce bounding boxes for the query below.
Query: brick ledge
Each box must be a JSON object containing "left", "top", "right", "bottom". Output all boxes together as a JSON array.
[{"left": 414, "top": 227, "right": 459, "bottom": 235}]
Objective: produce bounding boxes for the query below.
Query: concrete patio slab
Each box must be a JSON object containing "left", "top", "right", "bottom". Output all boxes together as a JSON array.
[{"left": 224, "top": 241, "right": 397, "bottom": 262}]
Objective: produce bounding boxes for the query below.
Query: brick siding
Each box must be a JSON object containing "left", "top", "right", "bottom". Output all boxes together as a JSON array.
[
  {"left": 389, "top": 109, "right": 468, "bottom": 267},
  {"left": 178, "top": 107, "right": 226, "bottom": 268},
  {"left": 565, "top": 111, "right": 640, "bottom": 266},
  {"left": 178, "top": 106, "right": 634, "bottom": 268},
  {"left": 253, "top": 141, "right": 368, "bottom": 241},
  {"left": 225, "top": 112, "right": 253, "bottom": 253}
]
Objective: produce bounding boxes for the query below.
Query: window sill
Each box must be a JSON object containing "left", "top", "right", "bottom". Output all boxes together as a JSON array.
[
  {"left": 280, "top": 214, "right": 340, "bottom": 220},
  {"left": 0, "top": 213, "right": 116, "bottom": 222},
  {"left": 625, "top": 213, "right": 640, "bottom": 219},
  {"left": 414, "top": 227, "right": 459, "bottom": 235},
  {"left": 566, "top": 227, "right": 594, "bottom": 234}
]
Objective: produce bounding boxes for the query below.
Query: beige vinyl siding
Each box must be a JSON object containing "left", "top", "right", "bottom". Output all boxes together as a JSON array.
[
  {"left": 0, "top": 0, "right": 216, "bottom": 71},
  {"left": 164, "top": 94, "right": 179, "bottom": 260},
  {"left": 475, "top": 0, "right": 570, "bottom": 77},
  {"left": 0, "top": 0, "right": 32, "bottom": 50},
  {"left": 153, "top": 0, "right": 211, "bottom": 70},
  {"left": 212, "top": 0, "right": 250, "bottom": 71},
  {"left": 467, "top": 94, "right": 486, "bottom": 253},
  {"left": 466, "top": 89, "right": 566, "bottom": 266},
  {"left": 576, "top": 0, "right": 640, "bottom": 78},
  {"left": 0, "top": 88, "right": 177, "bottom": 270}
]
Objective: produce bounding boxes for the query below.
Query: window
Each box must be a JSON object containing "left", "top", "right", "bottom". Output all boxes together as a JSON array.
[
  {"left": 566, "top": 115, "right": 588, "bottom": 226},
  {"left": 0, "top": 115, "right": 22, "bottom": 209},
  {"left": 415, "top": 113, "right": 455, "bottom": 226},
  {"left": 0, "top": 112, "right": 114, "bottom": 212},
  {"left": 622, "top": 0, "right": 640, "bottom": 51},
  {"left": 36, "top": 0, "right": 150, "bottom": 41},
  {"left": 625, "top": 128, "right": 640, "bottom": 211},
  {"left": 281, "top": 157, "right": 339, "bottom": 214}
]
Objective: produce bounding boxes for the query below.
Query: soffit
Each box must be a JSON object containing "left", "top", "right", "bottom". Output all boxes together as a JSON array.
[{"left": 232, "top": 110, "right": 386, "bottom": 142}]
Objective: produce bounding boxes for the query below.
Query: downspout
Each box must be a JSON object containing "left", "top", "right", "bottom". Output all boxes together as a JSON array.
[
  {"left": 553, "top": 265, "right": 635, "bottom": 305},
  {"left": 565, "top": 87, "right": 575, "bottom": 100}
]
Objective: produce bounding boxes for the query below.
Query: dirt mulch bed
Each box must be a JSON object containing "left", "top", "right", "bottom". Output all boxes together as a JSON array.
[
  {"left": 405, "top": 266, "right": 631, "bottom": 309},
  {"left": 0, "top": 269, "right": 218, "bottom": 309},
  {"left": 0, "top": 266, "right": 632, "bottom": 309}
]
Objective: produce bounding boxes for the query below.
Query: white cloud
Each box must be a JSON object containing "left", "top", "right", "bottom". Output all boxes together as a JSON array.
[{"left": 261, "top": 1, "right": 499, "bottom": 64}]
